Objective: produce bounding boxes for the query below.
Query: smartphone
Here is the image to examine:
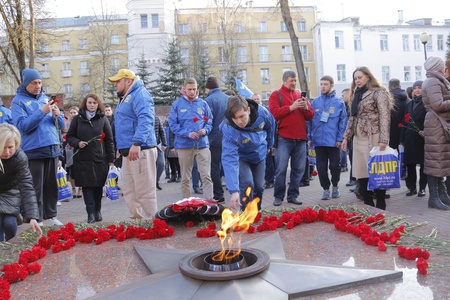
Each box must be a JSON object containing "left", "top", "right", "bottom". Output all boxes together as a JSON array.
[
  {"left": 301, "top": 91, "right": 307, "bottom": 98},
  {"left": 48, "top": 95, "right": 56, "bottom": 105}
]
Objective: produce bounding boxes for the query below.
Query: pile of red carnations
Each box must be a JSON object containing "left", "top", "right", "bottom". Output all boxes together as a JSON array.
[
  {"left": 194, "top": 207, "right": 432, "bottom": 275},
  {"left": 0, "top": 219, "right": 174, "bottom": 300}
]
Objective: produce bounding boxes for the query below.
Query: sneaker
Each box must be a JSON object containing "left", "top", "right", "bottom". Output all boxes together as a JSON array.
[
  {"left": 332, "top": 186, "right": 340, "bottom": 198},
  {"left": 273, "top": 198, "right": 283, "bottom": 206},
  {"left": 321, "top": 189, "right": 330, "bottom": 200},
  {"left": 418, "top": 189, "right": 426, "bottom": 197},
  {"left": 287, "top": 198, "right": 303, "bottom": 205},
  {"left": 406, "top": 189, "right": 417, "bottom": 196},
  {"left": 57, "top": 201, "right": 62, "bottom": 206},
  {"left": 264, "top": 182, "right": 274, "bottom": 189},
  {"left": 49, "top": 217, "right": 64, "bottom": 226},
  {"left": 346, "top": 179, "right": 357, "bottom": 186},
  {"left": 340, "top": 167, "right": 348, "bottom": 172},
  {"left": 194, "top": 188, "right": 203, "bottom": 194},
  {"left": 214, "top": 197, "right": 225, "bottom": 203}
]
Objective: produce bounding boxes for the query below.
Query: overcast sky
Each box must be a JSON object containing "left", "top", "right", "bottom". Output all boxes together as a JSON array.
[{"left": 48, "top": 0, "right": 448, "bottom": 25}]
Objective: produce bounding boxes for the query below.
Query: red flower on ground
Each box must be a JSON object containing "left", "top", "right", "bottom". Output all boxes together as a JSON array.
[{"left": 186, "top": 221, "right": 195, "bottom": 227}]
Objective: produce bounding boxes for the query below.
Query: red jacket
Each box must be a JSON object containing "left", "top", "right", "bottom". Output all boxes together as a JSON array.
[{"left": 269, "top": 85, "right": 314, "bottom": 140}]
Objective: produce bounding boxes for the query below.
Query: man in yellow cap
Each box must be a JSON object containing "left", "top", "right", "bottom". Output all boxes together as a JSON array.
[{"left": 108, "top": 69, "right": 158, "bottom": 219}]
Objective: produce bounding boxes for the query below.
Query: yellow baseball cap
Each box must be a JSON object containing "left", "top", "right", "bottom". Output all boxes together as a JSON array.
[{"left": 108, "top": 69, "right": 136, "bottom": 82}]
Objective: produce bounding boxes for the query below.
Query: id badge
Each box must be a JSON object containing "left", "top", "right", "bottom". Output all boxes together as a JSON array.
[{"left": 320, "top": 111, "right": 329, "bottom": 123}]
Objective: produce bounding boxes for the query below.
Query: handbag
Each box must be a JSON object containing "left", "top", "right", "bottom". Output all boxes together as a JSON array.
[
  {"left": 57, "top": 166, "right": 72, "bottom": 201},
  {"left": 367, "top": 146, "right": 401, "bottom": 190},
  {"left": 105, "top": 166, "right": 120, "bottom": 201}
]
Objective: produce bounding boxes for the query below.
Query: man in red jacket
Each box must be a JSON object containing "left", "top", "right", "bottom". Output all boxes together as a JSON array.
[{"left": 269, "top": 71, "right": 314, "bottom": 206}]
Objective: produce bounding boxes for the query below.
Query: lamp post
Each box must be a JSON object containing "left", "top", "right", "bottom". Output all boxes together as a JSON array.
[{"left": 419, "top": 32, "right": 429, "bottom": 61}]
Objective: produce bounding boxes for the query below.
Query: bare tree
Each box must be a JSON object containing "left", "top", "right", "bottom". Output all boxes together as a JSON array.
[{"left": 278, "top": 0, "right": 309, "bottom": 93}]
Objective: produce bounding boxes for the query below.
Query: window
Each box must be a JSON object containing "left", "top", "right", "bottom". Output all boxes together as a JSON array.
[
  {"left": 281, "top": 45, "right": 291, "bottom": 61},
  {"left": 258, "top": 21, "right": 267, "bottom": 32},
  {"left": 40, "top": 64, "right": 50, "bottom": 79},
  {"left": 259, "top": 46, "right": 269, "bottom": 62},
  {"left": 217, "top": 24, "right": 223, "bottom": 34},
  {"left": 180, "top": 48, "right": 190, "bottom": 64},
  {"left": 237, "top": 69, "right": 248, "bottom": 84},
  {"left": 282, "top": 67, "right": 291, "bottom": 74},
  {"left": 334, "top": 31, "right": 344, "bottom": 49},
  {"left": 42, "top": 85, "right": 50, "bottom": 94},
  {"left": 62, "top": 62, "right": 71, "bottom": 77},
  {"left": 354, "top": 34, "right": 362, "bottom": 51},
  {"left": 402, "top": 35, "right": 409, "bottom": 51},
  {"left": 110, "top": 34, "right": 119, "bottom": 45},
  {"left": 64, "top": 84, "right": 73, "bottom": 98},
  {"left": 297, "top": 21, "right": 306, "bottom": 32},
  {"left": 110, "top": 58, "right": 120, "bottom": 75},
  {"left": 218, "top": 47, "right": 226, "bottom": 63},
  {"left": 404, "top": 66, "right": 411, "bottom": 82},
  {"left": 237, "top": 46, "right": 246, "bottom": 63},
  {"left": 304, "top": 67, "right": 310, "bottom": 83},
  {"left": 261, "top": 68, "right": 270, "bottom": 84},
  {"left": 219, "top": 70, "right": 227, "bottom": 85},
  {"left": 81, "top": 83, "right": 90, "bottom": 97},
  {"left": 200, "top": 47, "right": 209, "bottom": 57},
  {"left": 426, "top": 35, "right": 433, "bottom": 51},
  {"left": 437, "top": 34, "right": 444, "bottom": 51},
  {"left": 39, "top": 42, "right": 49, "bottom": 52},
  {"left": 415, "top": 66, "right": 422, "bottom": 80},
  {"left": 80, "top": 61, "right": 89, "bottom": 76},
  {"left": 61, "top": 40, "right": 70, "bottom": 51},
  {"left": 140, "top": 14, "right": 148, "bottom": 28},
  {"left": 200, "top": 23, "right": 208, "bottom": 34},
  {"left": 262, "top": 91, "right": 271, "bottom": 100},
  {"left": 179, "top": 24, "right": 189, "bottom": 35},
  {"left": 236, "top": 23, "right": 245, "bottom": 33},
  {"left": 151, "top": 14, "right": 159, "bottom": 28},
  {"left": 413, "top": 35, "right": 420, "bottom": 51},
  {"left": 299, "top": 45, "right": 308, "bottom": 61},
  {"left": 381, "top": 66, "right": 390, "bottom": 82},
  {"left": 380, "top": 35, "right": 388, "bottom": 51},
  {"left": 79, "top": 39, "right": 88, "bottom": 49},
  {"left": 337, "top": 64, "right": 346, "bottom": 82},
  {"left": 280, "top": 22, "right": 287, "bottom": 32}
]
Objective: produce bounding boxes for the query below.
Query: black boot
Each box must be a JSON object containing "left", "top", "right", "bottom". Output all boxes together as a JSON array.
[
  {"left": 359, "top": 178, "right": 374, "bottom": 207},
  {"left": 167, "top": 175, "right": 176, "bottom": 183},
  {"left": 374, "top": 189, "right": 386, "bottom": 210},
  {"left": 438, "top": 177, "right": 450, "bottom": 206},
  {"left": 88, "top": 213, "right": 96, "bottom": 223},
  {"left": 176, "top": 173, "right": 181, "bottom": 183},
  {"left": 94, "top": 211, "right": 102, "bottom": 222},
  {"left": 428, "top": 176, "right": 450, "bottom": 210}
]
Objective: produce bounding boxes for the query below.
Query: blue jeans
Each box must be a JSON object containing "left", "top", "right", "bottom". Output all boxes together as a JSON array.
[
  {"left": 264, "top": 150, "right": 275, "bottom": 184},
  {"left": 239, "top": 159, "right": 265, "bottom": 210},
  {"left": 192, "top": 158, "right": 200, "bottom": 189},
  {"left": 156, "top": 148, "right": 165, "bottom": 183},
  {"left": 274, "top": 137, "right": 307, "bottom": 201},
  {"left": 340, "top": 148, "right": 348, "bottom": 168},
  {"left": 0, "top": 214, "right": 17, "bottom": 242},
  {"left": 210, "top": 146, "right": 224, "bottom": 199}
]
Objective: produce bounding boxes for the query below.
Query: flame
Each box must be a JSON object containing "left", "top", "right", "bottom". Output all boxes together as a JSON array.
[{"left": 212, "top": 187, "right": 259, "bottom": 263}]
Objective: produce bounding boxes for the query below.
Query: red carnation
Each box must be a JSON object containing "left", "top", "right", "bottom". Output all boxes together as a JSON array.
[
  {"left": 186, "top": 221, "right": 195, "bottom": 227},
  {"left": 311, "top": 170, "right": 318, "bottom": 176},
  {"left": 404, "top": 113, "right": 411, "bottom": 123},
  {"left": 99, "top": 132, "right": 106, "bottom": 142},
  {"left": 398, "top": 123, "right": 403, "bottom": 128}
]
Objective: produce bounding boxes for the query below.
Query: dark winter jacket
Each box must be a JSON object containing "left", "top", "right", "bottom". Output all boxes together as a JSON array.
[
  {"left": 0, "top": 149, "right": 39, "bottom": 220},
  {"left": 205, "top": 88, "right": 229, "bottom": 148},
  {"left": 400, "top": 97, "right": 426, "bottom": 165},
  {"left": 389, "top": 88, "right": 408, "bottom": 149},
  {"left": 66, "top": 109, "right": 115, "bottom": 187}
]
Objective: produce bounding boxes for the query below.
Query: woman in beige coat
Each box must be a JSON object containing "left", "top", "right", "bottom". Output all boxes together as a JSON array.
[
  {"left": 342, "top": 66, "right": 391, "bottom": 210},
  {"left": 422, "top": 56, "right": 450, "bottom": 210}
]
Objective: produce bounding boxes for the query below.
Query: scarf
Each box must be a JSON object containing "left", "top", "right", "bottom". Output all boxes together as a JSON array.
[
  {"left": 86, "top": 110, "right": 96, "bottom": 120},
  {"left": 351, "top": 85, "right": 368, "bottom": 116},
  {"left": 412, "top": 95, "right": 422, "bottom": 110}
]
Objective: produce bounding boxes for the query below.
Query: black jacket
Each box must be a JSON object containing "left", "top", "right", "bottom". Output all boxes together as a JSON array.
[
  {"left": 0, "top": 149, "right": 39, "bottom": 220},
  {"left": 389, "top": 88, "right": 409, "bottom": 149},
  {"left": 400, "top": 97, "right": 426, "bottom": 164},
  {"left": 66, "top": 109, "right": 115, "bottom": 187}
]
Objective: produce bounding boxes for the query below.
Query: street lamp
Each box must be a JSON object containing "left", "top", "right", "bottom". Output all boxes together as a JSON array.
[{"left": 419, "top": 32, "right": 429, "bottom": 61}]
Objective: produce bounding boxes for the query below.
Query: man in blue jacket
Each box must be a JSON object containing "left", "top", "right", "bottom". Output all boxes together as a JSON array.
[
  {"left": 308, "top": 75, "right": 347, "bottom": 200},
  {"left": 0, "top": 102, "right": 12, "bottom": 124},
  {"left": 204, "top": 76, "right": 228, "bottom": 203},
  {"left": 168, "top": 78, "right": 213, "bottom": 200},
  {"left": 11, "top": 68, "right": 65, "bottom": 226},
  {"left": 221, "top": 96, "right": 275, "bottom": 210},
  {"left": 108, "top": 69, "right": 158, "bottom": 220}
]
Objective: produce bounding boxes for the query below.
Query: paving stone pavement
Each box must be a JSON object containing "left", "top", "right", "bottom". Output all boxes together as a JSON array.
[{"left": 21, "top": 169, "right": 450, "bottom": 241}]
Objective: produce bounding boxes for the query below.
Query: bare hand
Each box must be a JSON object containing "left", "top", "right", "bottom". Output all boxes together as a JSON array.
[
  {"left": 419, "top": 131, "right": 425, "bottom": 137},
  {"left": 128, "top": 145, "right": 140, "bottom": 161},
  {"left": 189, "top": 131, "right": 200, "bottom": 139},
  {"left": 379, "top": 142, "right": 387, "bottom": 151},
  {"left": 41, "top": 103, "right": 52, "bottom": 114},
  {"left": 290, "top": 99, "right": 304, "bottom": 111},
  {"left": 336, "top": 141, "right": 342, "bottom": 148},
  {"left": 341, "top": 139, "right": 348, "bottom": 151},
  {"left": 230, "top": 192, "right": 241, "bottom": 210},
  {"left": 51, "top": 105, "right": 60, "bottom": 117},
  {"left": 30, "top": 219, "right": 43, "bottom": 237},
  {"left": 197, "top": 129, "right": 206, "bottom": 136},
  {"left": 78, "top": 141, "right": 88, "bottom": 148}
]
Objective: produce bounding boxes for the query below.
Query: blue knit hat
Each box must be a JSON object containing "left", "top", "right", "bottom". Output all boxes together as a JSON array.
[{"left": 22, "top": 68, "right": 42, "bottom": 87}]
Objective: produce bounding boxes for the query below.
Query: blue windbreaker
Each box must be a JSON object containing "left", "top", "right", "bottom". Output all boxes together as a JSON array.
[
  {"left": 114, "top": 78, "right": 157, "bottom": 150},
  {"left": 168, "top": 96, "right": 213, "bottom": 149},
  {"left": 11, "top": 86, "right": 64, "bottom": 156},
  {"left": 204, "top": 88, "right": 228, "bottom": 147},
  {"left": 220, "top": 101, "right": 275, "bottom": 194},
  {"left": 0, "top": 105, "right": 12, "bottom": 124},
  {"left": 307, "top": 92, "right": 347, "bottom": 147}
]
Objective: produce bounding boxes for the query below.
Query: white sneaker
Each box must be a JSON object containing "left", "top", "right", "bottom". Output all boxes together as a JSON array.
[
  {"left": 57, "top": 201, "right": 62, "bottom": 206},
  {"left": 49, "top": 217, "right": 64, "bottom": 226}
]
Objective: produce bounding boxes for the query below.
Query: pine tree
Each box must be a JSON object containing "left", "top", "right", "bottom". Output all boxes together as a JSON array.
[
  {"left": 151, "top": 38, "right": 185, "bottom": 105},
  {"left": 135, "top": 53, "right": 152, "bottom": 88},
  {"left": 196, "top": 53, "right": 211, "bottom": 98}
]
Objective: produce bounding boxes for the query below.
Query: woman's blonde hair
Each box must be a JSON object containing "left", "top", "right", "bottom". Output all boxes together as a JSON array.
[
  {"left": 0, "top": 123, "right": 21, "bottom": 172},
  {"left": 349, "top": 66, "right": 393, "bottom": 110}
]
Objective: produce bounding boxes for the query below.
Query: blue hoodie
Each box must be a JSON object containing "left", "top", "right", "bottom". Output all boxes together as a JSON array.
[
  {"left": 307, "top": 92, "right": 347, "bottom": 147},
  {"left": 11, "top": 85, "right": 64, "bottom": 158},
  {"left": 168, "top": 96, "right": 213, "bottom": 149},
  {"left": 114, "top": 78, "right": 157, "bottom": 150},
  {"left": 220, "top": 100, "right": 275, "bottom": 194}
]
